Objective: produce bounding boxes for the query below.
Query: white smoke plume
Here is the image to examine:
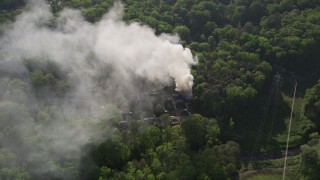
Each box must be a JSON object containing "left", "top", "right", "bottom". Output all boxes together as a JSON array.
[{"left": 0, "top": 0, "right": 196, "bottom": 178}]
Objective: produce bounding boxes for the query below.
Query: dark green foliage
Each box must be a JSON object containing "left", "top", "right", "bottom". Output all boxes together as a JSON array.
[
  {"left": 302, "top": 81, "right": 320, "bottom": 130},
  {"left": 300, "top": 145, "right": 320, "bottom": 179},
  {"left": 181, "top": 114, "right": 206, "bottom": 151},
  {"left": 173, "top": 25, "right": 190, "bottom": 40},
  {"left": 91, "top": 140, "right": 131, "bottom": 169},
  {"left": 195, "top": 141, "right": 240, "bottom": 179},
  {"left": 197, "top": 148, "right": 227, "bottom": 179},
  {"left": 181, "top": 114, "right": 220, "bottom": 150},
  {"left": 1, "top": 0, "right": 320, "bottom": 179}
]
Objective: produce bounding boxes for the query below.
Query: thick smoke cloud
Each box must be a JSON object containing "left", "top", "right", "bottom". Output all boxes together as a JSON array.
[{"left": 0, "top": 0, "right": 196, "bottom": 178}]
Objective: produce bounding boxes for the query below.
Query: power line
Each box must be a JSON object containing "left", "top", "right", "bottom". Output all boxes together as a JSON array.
[
  {"left": 251, "top": 73, "right": 282, "bottom": 160},
  {"left": 282, "top": 80, "right": 297, "bottom": 180},
  {"left": 266, "top": 90, "right": 280, "bottom": 144},
  {"left": 251, "top": 85, "right": 274, "bottom": 160},
  {"left": 267, "top": 74, "right": 283, "bottom": 144}
]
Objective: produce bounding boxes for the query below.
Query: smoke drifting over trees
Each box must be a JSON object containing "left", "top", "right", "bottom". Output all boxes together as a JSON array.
[
  {"left": 2, "top": 0, "right": 319, "bottom": 179},
  {"left": 0, "top": 0, "right": 196, "bottom": 178}
]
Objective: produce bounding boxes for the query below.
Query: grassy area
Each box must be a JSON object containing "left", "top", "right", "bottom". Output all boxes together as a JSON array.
[
  {"left": 242, "top": 137, "right": 320, "bottom": 180},
  {"left": 274, "top": 94, "right": 315, "bottom": 148},
  {"left": 248, "top": 174, "right": 283, "bottom": 180},
  {"left": 249, "top": 155, "right": 301, "bottom": 172},
  {"left": 240, "top": 154, "right": 302, "bottom": 180},
  {"left": 237, "top": 79, "right": 317, "bottom": 154},
  {"left": 240, "top": 168, "right": 299, "bottom": 180},
  {"left": 258, "top": 155, "right": 300, "bottom": 168},
  {"left": 234, "top": 85, "right": 315, "bottom": 159},
  {"left": 247, "top": 173, "right": 299, "bottom": 180}
]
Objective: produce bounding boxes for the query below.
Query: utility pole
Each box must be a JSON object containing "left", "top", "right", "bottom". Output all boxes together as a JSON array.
[{"left": 282, "top": 81, "right": 297, "bottom": 180}]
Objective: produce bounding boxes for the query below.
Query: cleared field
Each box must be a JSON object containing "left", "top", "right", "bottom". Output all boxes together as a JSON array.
[{"left": 248, "top": 174, "right": 283, "bottom": 180}]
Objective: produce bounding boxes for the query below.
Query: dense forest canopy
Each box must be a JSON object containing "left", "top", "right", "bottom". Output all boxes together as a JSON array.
[{"left": 0, "top": 0, "right": 320, "bottom": 179}]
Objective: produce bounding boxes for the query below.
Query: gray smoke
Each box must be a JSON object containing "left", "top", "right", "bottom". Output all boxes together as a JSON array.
[{"left": 0, "top": 0, "right": 196, "bottom": 178}]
